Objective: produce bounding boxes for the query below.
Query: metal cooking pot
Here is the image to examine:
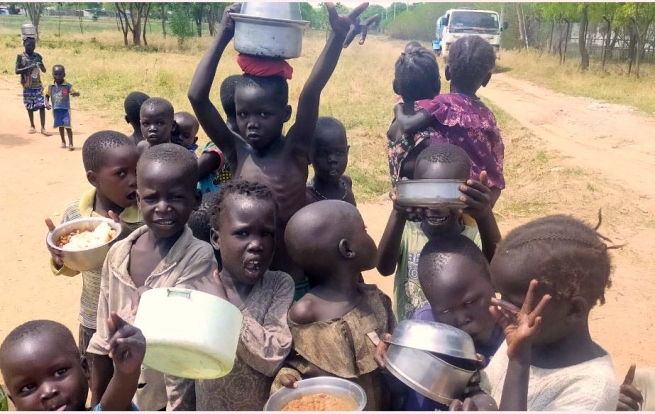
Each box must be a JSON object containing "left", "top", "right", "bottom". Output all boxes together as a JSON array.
[
  {"left": 389, "top": 320, "right": 478, "bottom": 361},
  {"left": 384, "top": 344, "right": 476, "bottom": 405},
  {"left": 395, "top": 179, "right": 466, "bottom": 209},
  {"left": 240, "top": 2, "right": 303, "bottom": 21},
  {"left": 264, "top": 377, "right": 367, "bottom": 411}
]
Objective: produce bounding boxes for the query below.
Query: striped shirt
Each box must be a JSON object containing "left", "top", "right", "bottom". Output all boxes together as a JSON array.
[{"left": 50, "top": 188, "right": 142, "bottom": 329}]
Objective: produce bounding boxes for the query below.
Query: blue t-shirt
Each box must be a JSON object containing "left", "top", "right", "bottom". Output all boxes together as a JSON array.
[
  {"left": 91, "top": 402, "right": 138, "bottom": 411},
  {"left": 386, "top": 304, "right": 505, "bottom": 411}
]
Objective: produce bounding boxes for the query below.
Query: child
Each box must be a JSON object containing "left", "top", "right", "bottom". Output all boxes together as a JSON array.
[
  {"left": 197, "top": 75, "right": 239, "bottom": 195},
  {"left": 171, "top": 112, "right": 199, "bottom": 154},
  {"left": 87, "top": 143, "right": 217, "bottom": 411},
  {"left": 194, "top": 180, "right": 295, "bottom": 411},
  {"left": 306, "top": 117, "right": 356, "bottom": 206},
  {"left": 45, "top": 130, "right": 142, "bottom": 364},
  {"left": 377, "top": 144, "right": 500, "bottom": 321},
  {"left": 15, "top": 36, "right": 50, "bottom": 136},
  {"left": 45, "top": 64, "right": 80, "bottom": 151},
  {"left": 469, "top": 215, "right": 620, "bottom": 410},
  {"left": 187, "top": 191, "right": 222, "bottom": 268},
  {"left": 123, "top": 91, "right": 150, "bottom": 145},
  {"left": 136, "top": 97, "right": 175, "bottom": 155},
  {"left": 375, "top": 234, "right": 504, "bottom": 411},
  {"left": 272, "top": 200, "right": 394, "bottom": 410},
  {"left": 188, "top": 3, "right": 370, "bottom": 292},
  {"left": 394, "top": 35, "right": 505, "bottom": 206},
  {"left": 387, "top": 45, "right": 440, "bottom": 183},
  {"left": 0, "top": 316, "right": 145, "bottom": 411}
]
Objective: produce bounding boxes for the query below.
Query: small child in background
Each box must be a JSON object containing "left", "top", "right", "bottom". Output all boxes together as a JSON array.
[
  {"left": 171, "top": 112, "right": 200, "bottom": 155},
  {"left": 188, "top": 191, "right": 221, "bottom": 268},
  {"left": 123, "top": 91, "right": 150, "bottom": 145},
  {"left": 136, "top": 97, "right": 176, "bottom": 155},
  {"left": 273, "top": 200, "right": 394, "bottom": 410},
  {"left": 88, "top": 144, "right": 216, "bottom": 411},
  {"left": 45, "top": 64, "right": 80, "bottom": 150},
  {"left": 195, "top": 180, "right": 294, "bottom": 411},
  {"left": 377, "top": 144, "right": 500, "bottom": 321},
  {"left": 0, "top": 317, "right": 145, "bottom": 411},
  {"left": 306, "top": 117, "right": 356, "bottom": 206},
  {"left": 45, "top": 130, "right": 142, "bottom": 364},
  {"left": 16, "top": 36, "right": 50, "bottom": 136},
  {"left": 394, "top": 35, "right": 505, "bottom": 206}
]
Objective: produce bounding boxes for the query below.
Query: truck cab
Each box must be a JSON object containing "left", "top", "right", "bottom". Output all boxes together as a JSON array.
[{"left": 433, "top": 8, "right": 507, "bottom": 59}]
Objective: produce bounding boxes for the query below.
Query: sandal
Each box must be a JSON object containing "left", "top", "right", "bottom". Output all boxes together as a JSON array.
[
  {"left": 28, "top": 127, "right": 36, "bottom": 134},
  {"left": 41, "top": 128, "right": 51, "bottom": 136},
  {"left": 68, "top": 144, "right": 74, "bottom": 151}
]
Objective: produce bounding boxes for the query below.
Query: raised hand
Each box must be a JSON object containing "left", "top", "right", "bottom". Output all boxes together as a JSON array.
[
  {"left": 490, "top": 280, "right": 551, "bottom": 362},
  {"left": 325, "top": 2, "right": 371, "bottom": 48},
  {"left": 618, "top": 364, "right": 644, "bottom": 411},
  {"left": 105, "top": 312, "right": 146, "bottom": 375},
  {"left": 220, "top": 3, "right": 241, "bottom": 37},
  {"left": 45, "top": 218, "right": 64, "bottom": 268},
  {"left": 460, "top": 171, "right": 493, "bottom": 221}
]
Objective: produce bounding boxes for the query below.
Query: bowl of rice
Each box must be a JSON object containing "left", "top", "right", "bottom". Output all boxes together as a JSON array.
[{"left": 47, "top": 217, "right": 122, "bottom": 271}]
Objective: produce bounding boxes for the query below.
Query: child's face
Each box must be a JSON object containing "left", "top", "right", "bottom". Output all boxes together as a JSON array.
[
  {"left": 140, "top": 106, "right": 174, "bottom": 147},
  {"left": 214, "top": 195, "right": 276, "bottom": 285},
  {"left": 23, "top": 38, "right": 35, "bottom": 54},
  {"left": 1, "top": 337, "right": 88, "bottom": 411},
  {"left": 171, "top": 115, "right": 199, "bottom": 150},
  {"left": 137, "top": 162, "right": 200, "bottom": 239},
  {"left": 311, "top": 132, "right": 349, "bottom": 183},
  {"left": 52, "top": 67, "right": 65, "bottom": 84},
  {"left": 420, "top": 254, "right": 497, "bottom": 345},
  {"left": 347, "top": 211, "right": 378, "bottom": 271},
  {"left": 88, "top": 145, "right": 139, "bottom": 210},
  {"left": 234, "top": 85, "right": 290, "bottom": 151},
  {"left": 415, "top": 159, "right": 468, "bottom": 236}
]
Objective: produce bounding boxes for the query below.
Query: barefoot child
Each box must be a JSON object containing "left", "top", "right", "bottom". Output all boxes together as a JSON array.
[
  {"left": 45, "top": 64, "right": 80, "bottom": 151},
  {"left": 273, "top": 200, "right": 394, "bottom": 410},
  {"left": 189, "top": 3, "right": 371, "bottom": 295},
  {"left": 306, "top": 117, "right": 356, "bottom": 206},
  {"left": 88, "top": 144, "right": 217, "bottom": 411},
  {"left": 136, "top": 98, "right": 176, "bottom": 155},
  {"left": 195, "top": 180, "right": 294, "bottom": 411},
  {"left": 469, "top": 215, "right": 620, "bottom": 410},
  {"left": 16, "top": 36, "right": 50, "bottom": 136},
  {"left": 171, "top": 112, "right": 200, "bottom": 154},
  {"left": 45, "top": 131, "right": 142, "bottom": 364},
  {"left": 394, "top": 36, "right": 505, "bottom": 206},
  {"left": 123, "top": 91, "right": 150, "bottom": 145},
  {"left": 377, "top": 144, "right": 500, "bottom": 321},
  {"left": 0, "top": 316, "right": 145, "bottom": 411}
]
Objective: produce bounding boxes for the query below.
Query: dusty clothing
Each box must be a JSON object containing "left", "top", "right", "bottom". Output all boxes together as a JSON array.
[
  {"left": 87, "top": 225, "right": 217, "bottom": 411},
  {"left": 481, "top": 341, "right": 619, "bottom": 410},
  {"left": 196, "top": 270, "right": 295, "bottom": 411},
  {"left": 271, "top": 285, "right": 396, "bottom": 411}
]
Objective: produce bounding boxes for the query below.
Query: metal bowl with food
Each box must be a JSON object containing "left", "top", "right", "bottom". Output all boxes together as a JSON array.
[
  {"left": 264, "top": 377, "right": 367, "bottom": 411},
  {"left": 384, "top": 344, "right": 477, "bottom": 405},
  {"left": 46, "top": 217, "right": 122, "bottom": 272},
  {"left": 389, "top": 320, "right": 478, "bottom": 361},
  {"left": 395, "top": 179, "right": 466, "bottom": 209}
]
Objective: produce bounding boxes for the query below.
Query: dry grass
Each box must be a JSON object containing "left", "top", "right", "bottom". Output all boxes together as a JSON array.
[{"left": 497, "top": 50, "right": 655, "bottom": 115}]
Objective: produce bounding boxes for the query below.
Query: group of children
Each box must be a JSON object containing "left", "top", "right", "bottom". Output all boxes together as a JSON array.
[{"left": 2, "top": 4, "right": 645, "bottom": 412}]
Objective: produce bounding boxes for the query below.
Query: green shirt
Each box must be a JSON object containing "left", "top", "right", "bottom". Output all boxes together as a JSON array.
[{"left": 392, "top": 220, "right": 482, "bottom": 322}]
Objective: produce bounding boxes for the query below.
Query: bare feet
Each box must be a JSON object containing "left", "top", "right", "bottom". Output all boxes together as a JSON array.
[{"left": 41, "top": 128, "right": 51, "bottom": 136}]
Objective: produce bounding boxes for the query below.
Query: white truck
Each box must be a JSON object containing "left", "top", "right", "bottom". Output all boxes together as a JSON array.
[{"left": 432, "top": 8, "right": 507, "bottom": 59}]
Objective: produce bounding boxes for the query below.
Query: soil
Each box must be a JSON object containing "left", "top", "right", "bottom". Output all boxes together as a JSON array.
[{"left": 0, "top": 71, "right": 653, "bottom": 394}]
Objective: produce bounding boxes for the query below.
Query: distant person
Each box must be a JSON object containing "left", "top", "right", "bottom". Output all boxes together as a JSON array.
[
  {"left": 306, "top": 117, "right": 356, "bottom": 206},
  {"left": 135, "top": 97, "right": 176, "bottom": 156},
  {"left": 15, "top": 36, "right": 50, "bottom": 136},
  {"left": 171, "top": 111, "right": 200, "bottom": 155},
  {"left": 45, "top": 64, "right": 80, "bottom": 150},
  {"left": 123, "top": 91, "right": 150, "bottom": 145}
]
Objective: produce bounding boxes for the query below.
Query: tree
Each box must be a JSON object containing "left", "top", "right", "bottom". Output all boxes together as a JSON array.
[
  {"left": 169, "top": 3, "right": 195, "bottom": 46},
  {"left": 191, "top": 3, "right": 205, "bottom": 37},
  {"left": 159, "top": 3, "right": 168, "bottom": 38},
  {"left": 619, "top": 3, "right": 655, "bottom": 77},
  {"left": 578, "top": 4, "right": 589, "bottom": 71},
  {"left": 114, "top": 2, "right": 151, "bottom": 46},
  {"left": 24, "top": 3, "right": 45, "bottom": 39},
  {"left": 207, "top": 3, "right": 229, "bottom": 36}
]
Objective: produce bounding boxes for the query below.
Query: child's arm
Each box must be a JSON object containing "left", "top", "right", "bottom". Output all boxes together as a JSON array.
[
  {"left": 38, "top": 55, "right": 46, "bottom": 73},
  {"left": 287, "top": 3, "right": 369, "bottom": 153},
  {"left": 15, "top": 54, "right": 33, "bottom": 75},
  {"left": 198, "top": 150, "right": 223, "bottom": 181},
  {"left": 271, "top": 367, "right": 303, "bottom": 393},
  {"left": 490, "top": 280, "right": 550, "bottom": 411},
  {"left": 44, "top": 86, "right": 52, "bottom": 110},
  {"left": 98, "top": 313, "right": 146, "bottom": 411},
  {"left": 393, "top": 103, "right": 433, "bottom": 134},
  {"left": 71, "top": 85, "right": 80, "bottom": 97},
  {"left": 188, "top": 5, "right": 242, "bottom": 170},
  {"left": 377, "top": 189, "right": 418, "bottom": 276},
  {"left": 460, "top": 171, "right": 501, "bottom": 262}
]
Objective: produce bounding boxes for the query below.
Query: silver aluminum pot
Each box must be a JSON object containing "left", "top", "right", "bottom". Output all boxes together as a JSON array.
[{"left": 395, "top": 179, "right": 467, "bottom": 209}]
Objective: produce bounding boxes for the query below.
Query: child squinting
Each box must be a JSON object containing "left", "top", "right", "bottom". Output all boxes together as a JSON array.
[
  {"left": 306, "top": 117, "right": 356, "bottom": 206},
  {"left": 45, "top": 64, "right": 80, "bottom": 150},
  {"left": 0, "top": 315, "right": 144, "bottom": 411},
  {"left": 273, "top": 200, "right": 394, "bottom": 410},
  {"left": 136, "top": 97, "right": 176, "bottom": 155},
  {"left": 194, "top": 180, "right": 294, "bottom": 411}
]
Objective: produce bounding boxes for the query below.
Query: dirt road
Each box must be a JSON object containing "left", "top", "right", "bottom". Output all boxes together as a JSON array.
[{"left": 0, "top": 71, "right": 653, "bottom": 394}]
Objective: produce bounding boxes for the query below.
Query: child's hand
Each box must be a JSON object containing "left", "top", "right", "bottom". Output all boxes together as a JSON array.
[
  {"left": 219, "top": 3, "right": 241, "bottom": 38},
  {"left": 105, "top": 312, "right": 146, "bottom": 376},
  {"left": 72, "top": 92, "right": 80, "bottom": 97},
  {"left": 325, "top": 2, "right": 370, "bottom": 47},
  {"left": 279, "top": 374, "right": 299, "bottom": 389},
  {"left": 390, "top": 185, "right": 425, "bottom": 217},
  {"left": 45, "top": 218, "right": 64, "bottom": 268},
  {"left": 108, "top": 210, "right": 131, "bottom": 240},
  {"left": 373, "top": 333, "right": 391, "bottom": 369},
  {"left": 618, "top": 364, "right": 643, "bottom": 411},
  {"left": 490, "top": 280, "right": 551, "bottom": 363},
  {"left": 45, "top": 103, "right": 51, "bottom": 110},
  {"left": 460, "top": 171, "right": 493, "bottom": 222}
]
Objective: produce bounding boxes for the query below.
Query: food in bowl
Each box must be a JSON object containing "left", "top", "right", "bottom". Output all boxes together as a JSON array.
[
  {"left": 57, "top": 221, "right": 117, "bottom": 251},
  {"left": 281, "top": 393, "right": 358, "bottom": 411}
]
